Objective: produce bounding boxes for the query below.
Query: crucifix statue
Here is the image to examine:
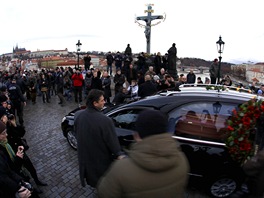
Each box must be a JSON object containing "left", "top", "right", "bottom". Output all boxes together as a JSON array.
[{"left": 136, "top": 4, "right": 164, "bottom": 54}]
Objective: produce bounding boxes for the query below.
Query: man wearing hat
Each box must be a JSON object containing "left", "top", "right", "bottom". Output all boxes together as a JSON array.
[{"left": 97, "top": 109, "right": 189, "bottom": 198}]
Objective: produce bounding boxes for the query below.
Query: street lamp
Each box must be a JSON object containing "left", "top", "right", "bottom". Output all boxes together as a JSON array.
[
  {"left": 76, "top": 40, "right": 82, "bottom": 69},
  {"left": 213, "top": 101, "right": 222, "bottom": 123},
  {"left": 216, "top": 36, "right": 225, "bottom": 83}
]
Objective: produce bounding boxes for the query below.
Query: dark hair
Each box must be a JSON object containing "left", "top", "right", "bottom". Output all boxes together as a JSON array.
[{"left": 86, "top": 89, "right": 104, "bottom": 107}]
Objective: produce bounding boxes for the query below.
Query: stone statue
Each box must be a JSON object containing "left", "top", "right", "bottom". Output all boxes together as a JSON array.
[{"left": 167, "top": 43, "right": 178, "bottom": 79}]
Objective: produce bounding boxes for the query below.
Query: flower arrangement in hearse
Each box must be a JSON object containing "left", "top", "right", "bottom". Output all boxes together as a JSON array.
[{"left": 225, "top": 98, "right": 264, "bottom": 165}]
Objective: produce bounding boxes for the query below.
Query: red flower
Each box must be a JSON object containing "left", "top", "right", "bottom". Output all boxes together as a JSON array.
[
  {"left": 227, "top": 126, "right": 234, "bottom": 131},
  {"left": 225, "top": 99, "right": 264, "bottom": 165},
  {"left": 242, "top": 116, "right": 251, "bottom": 127}
]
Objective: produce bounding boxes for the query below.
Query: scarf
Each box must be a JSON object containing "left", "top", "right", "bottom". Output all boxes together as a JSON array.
[
  {"left": 0, "top": 140, "right": 30, "bottom": 179},
  {"left": 0, "top": 139, "right": 16, "bottom": 162}
]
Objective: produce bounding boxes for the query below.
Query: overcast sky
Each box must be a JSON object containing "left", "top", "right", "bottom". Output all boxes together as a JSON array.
[{"left": 1, "top": 0, "right": 263, "bottom": 63}]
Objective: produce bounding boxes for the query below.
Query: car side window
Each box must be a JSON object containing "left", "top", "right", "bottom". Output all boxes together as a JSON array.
[
  {"left": 108, "top": 109, "right": 143, "bottom": 130},
  {"left": 168, "top": 101, "right": 238, "bottom": 142}
]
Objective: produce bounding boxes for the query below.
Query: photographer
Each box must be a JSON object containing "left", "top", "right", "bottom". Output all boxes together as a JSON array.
[
  {"left": 0, "top": 107, "right": 47, "bottom": 193},
  {"left": 0, "top": 120, "right": 38, "bottom": 197},
  {"left": 0, "top": 151, "right": 32, "bottom": 198},
  {"left": 71, "top": 68, "right": 84, "bottom": 103}
]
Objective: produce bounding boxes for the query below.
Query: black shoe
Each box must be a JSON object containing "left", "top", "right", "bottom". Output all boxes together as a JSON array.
[
  {"left": 35, "top": 180, "right": 48, "bottom": 186},
  {"left": 58, "top": 102, "right": 62, "bottom": 104}
]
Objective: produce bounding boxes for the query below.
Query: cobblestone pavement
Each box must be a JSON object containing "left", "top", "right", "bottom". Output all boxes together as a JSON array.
[{"left": 23, "top": 93, "right": 209, "bottom": 198}]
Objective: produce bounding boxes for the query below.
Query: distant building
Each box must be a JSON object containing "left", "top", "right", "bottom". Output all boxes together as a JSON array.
[
  {"left": 13, "top": 44, "right": 31, "bottom": 57},
  {"left": 31, "top": 48, "right": 68, "bottom": 58}
]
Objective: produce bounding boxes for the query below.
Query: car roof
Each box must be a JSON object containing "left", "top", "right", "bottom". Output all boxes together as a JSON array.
[{"left": 115, "top": 84, "right": 263, "bottom": 111}]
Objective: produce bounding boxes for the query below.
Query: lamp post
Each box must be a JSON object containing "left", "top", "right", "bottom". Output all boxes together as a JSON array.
[
  {"left": 76, "top": 40, "right": 82, "bottom": 69},
  {"left": 216, "top": 36, "right": 225, "bottom": 83},
  {"left": 213, "top": 101, "right": 222, "bottom": 123}
]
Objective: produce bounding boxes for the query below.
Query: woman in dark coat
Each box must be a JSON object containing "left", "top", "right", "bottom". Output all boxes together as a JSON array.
[
  {"left": 91, "top": 71, "right": 102, "bottom": 91},
  {"left": 101, "top": 71, "right": 112, "bottom": 104},
  {"left": 0, "top": 108, "right": 47, "bottom": 188},
  {"left": 0, "top": 121, "right": 39, "bottom": 197}
]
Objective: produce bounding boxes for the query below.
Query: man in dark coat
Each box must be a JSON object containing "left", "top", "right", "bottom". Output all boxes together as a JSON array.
[
  {"left": 209, "top": 58, "right": 219, "bottom": 84},
  {"left": 83, "top": 54, "right": 91, "bottom": 71},
  {"left": 186, "top": 69, "right": 196, "bottom": 84},
  {"left": 114, "top": 52, "right": 123, "bottom": 71},
  {"left": 106, "top": 52, "right": 114, "bottom": 76},
  {"left": 74, "top": 89, "right": 125, "bottom": 188},
  {"left": 138, "top": 74, "right": 158, "bottom": 98},
  {"left": 54, "top": 67, "right": 66, "bottom": 106},
  {"left": 125, "top": 64, "right": 137, "bottom": 85},
  {"left": 8, "top": 77, "right": 26, "bottom": 126},
  {"left": 124, "top": 44, "right": 132, "bottom": 57}
]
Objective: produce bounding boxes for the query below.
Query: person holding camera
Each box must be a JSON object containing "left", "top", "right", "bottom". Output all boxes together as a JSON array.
[
  {"left": 0, "top": 120, "right": 41, "bottom": 197},
  {"left": 71, "top": 68, "right": 84, "bottom": 104},
  {"left": 0, "top": 108, "right": 47, "bottom": 193}
]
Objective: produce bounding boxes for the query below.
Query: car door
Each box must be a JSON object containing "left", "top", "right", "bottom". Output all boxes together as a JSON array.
[
  {"left": 107, "top": 107, "right": 154, "bottom": 148},
  {"left": 168, "top": 100, "right": 243, "bottom": 186}
]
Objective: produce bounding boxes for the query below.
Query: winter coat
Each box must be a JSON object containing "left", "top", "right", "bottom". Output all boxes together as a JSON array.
[
  {"left": 114, "top": 54, "right": 123, "bottom": 68},
  {"left": 74, "top": 107, "right": 122, "bottom": 188},
  {"left": 97, "top": 133, "right": 189, "bottom": 198},
  {"left": 114, "top": 74, "right": 125, "bottom": 93},
  {"left": 209, "top": 62, "right": 219, "bottom": 78},
  {"left": 106, "top": 54, "right": 114, "bottom": 66},
  {"left": 125, "top": 68, "right": 137, "bottom": 84},
  {"left": 91, "top": 77, "right": 102, "bottom": 90},
  {"left": 138, "top": 80, "right": 158, "bottom": 98},
  {"left": 101, "top": 76, "right": 112, "bottom": 99},
  {"left": 0, "top": 150, "right": 23, "bottom": 198},
  {"left": 71, "top": 73, "right": 84, "bottom": 87},
  {"left": 187, "top": 73, "right": 196, "bottom": 84}
]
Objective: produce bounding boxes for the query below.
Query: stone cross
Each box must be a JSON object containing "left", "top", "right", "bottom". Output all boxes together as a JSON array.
[{"left": 136, "top": 4, "right": 163, "bottom": 54}]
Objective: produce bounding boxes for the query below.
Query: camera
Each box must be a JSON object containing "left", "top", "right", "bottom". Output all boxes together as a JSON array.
[
  {"left": 7, "top": 114, "right": 15, "bottom": 120},
  {"left": 19, "top": 181, "right": 34, "bottom": 191}
]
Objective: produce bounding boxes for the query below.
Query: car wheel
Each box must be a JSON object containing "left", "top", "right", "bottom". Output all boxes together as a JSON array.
[
  {"left": 209, "top": 177, "right": 238, "bottom": 198},
  {"left": 66, "top": 128, "right": 77, "bottom": 150}
]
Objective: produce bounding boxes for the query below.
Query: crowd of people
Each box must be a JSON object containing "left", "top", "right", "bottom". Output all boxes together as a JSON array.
[
  {"left": 0, "top": 76, "right": 48, "bottom": 196},
  {"left": 1, "top": 42, "right": 264, "bottom": 197}
]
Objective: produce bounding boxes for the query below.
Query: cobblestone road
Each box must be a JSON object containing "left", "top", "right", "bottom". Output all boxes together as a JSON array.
[{"left": 23, "top": 94, "right": 209, "bottom": 198}]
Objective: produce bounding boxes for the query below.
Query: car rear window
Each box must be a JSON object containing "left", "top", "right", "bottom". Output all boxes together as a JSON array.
[{"left": 168, "top": 101, "right": 239, "bottom": 142}]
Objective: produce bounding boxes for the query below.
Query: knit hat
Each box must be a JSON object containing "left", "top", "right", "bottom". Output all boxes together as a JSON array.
[
  {"left": 0, "top": 120, "right": 6, "bottom": 133},
  {"left": 135, "top": 109, "right": 168, "bottom": 139},
  {"left": 0, "top": 106, "right": 7, "bottom": 119}
]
